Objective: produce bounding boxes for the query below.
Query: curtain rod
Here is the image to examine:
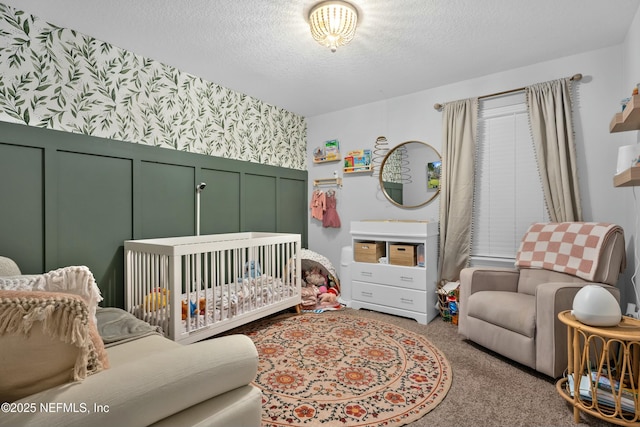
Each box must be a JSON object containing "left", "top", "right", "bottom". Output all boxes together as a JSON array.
[{"left": 433, "top": 73, "right": 583, "bottom": 111}]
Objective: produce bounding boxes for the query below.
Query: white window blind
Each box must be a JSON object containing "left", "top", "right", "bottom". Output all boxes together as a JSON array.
[{"left": 471, "top": 94, "right": 549, "bottom": 265}]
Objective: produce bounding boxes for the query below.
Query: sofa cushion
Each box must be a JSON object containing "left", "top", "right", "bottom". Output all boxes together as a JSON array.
[
  {"left": 0, "top": 265, "right": 103, "bottom": 325},
  {"left": 2, "top": 334, "right": 259, "bottom": 427},
  {"left": 149, "top": 385, "right": 262, "bottom": 427},
  {"left": 106, "top": 334, "right": 180, "bottom": 367},
  {"left": 0, "top": 289, "right": 109, "bottom": 402},
  {"left": 467, "top": 290, "right": 536, "bottom": 338}
]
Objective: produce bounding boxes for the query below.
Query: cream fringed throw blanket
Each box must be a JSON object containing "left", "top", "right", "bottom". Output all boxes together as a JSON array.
[
  {"left": 0, "top": 265, "right": 103, "bottom": 324},
  {"left": 0, "top": 266, "right": 107, "bottom": 402},
  {"left": 0, "top": 289, "right": 109, "bottom": 402}
]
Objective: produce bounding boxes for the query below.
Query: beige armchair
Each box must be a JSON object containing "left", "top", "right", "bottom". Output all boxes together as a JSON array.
[{"left": 458, "top": 222, "right": 626, "bottom": 378}]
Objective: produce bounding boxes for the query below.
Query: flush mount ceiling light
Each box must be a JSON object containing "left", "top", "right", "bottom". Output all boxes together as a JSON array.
[{"left": 309, "top": 1, "right": 358, "bottom": 53}]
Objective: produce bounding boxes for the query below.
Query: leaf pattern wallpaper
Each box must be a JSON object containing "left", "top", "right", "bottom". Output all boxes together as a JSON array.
[
  {"left": 0, "top": 4, "right": 307, "bottom": 170},
  {"left": 382, "top": 148, "right": 403, "bottom": 183}
]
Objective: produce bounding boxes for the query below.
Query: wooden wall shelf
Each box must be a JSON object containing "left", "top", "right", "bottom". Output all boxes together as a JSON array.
[
  {"left": 610, "top": 95, "right": 640, "bottom": 133},
  {"left": 343, "top": 165, "right": 373, "bottom": 174},
  {"left": 313, "top": 155, "right": 341, "bottom": 164},
  {"left": 313, "top": 177, "right": 343, "bottom": 188},
  {"left": 613, "top": 167, "right": 640, "bottom": 187}
]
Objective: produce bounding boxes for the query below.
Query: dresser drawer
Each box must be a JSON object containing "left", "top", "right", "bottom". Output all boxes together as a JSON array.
[
  {"left": 351, "top": 262, "right": 426, "bottom": 291},
  {"left": 352, "top": 281, "right": 427, "bottom": 312}
]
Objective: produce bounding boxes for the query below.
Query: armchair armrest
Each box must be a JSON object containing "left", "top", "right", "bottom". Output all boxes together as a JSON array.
[
  {"left": 459, "top": 267, "right": 520, "bottom": 337},
  {"left": 535, "top": 282, "right": 620, "bottom": 378},
  {"left": 1, "top": 334, "right": 259, "bottom": 427}
]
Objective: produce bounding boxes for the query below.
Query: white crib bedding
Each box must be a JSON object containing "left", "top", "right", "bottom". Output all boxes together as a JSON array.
[
  {"left": 181, "top": 275, "right": 291, "bottom": 332},
  {"left": 134, "top": 275, "right": 295, "bottom": 334}
]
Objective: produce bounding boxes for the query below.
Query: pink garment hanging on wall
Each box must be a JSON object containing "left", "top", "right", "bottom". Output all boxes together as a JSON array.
[
  {"left": 310, "top": 190, "right": 326, "bottom": 220},
  {"left": 322, "top": 190, "right": 341, "bottom": 228}
]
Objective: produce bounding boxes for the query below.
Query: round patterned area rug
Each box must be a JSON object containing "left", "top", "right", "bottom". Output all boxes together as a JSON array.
[{"left": 238, "top": 312, "right": 452, "bottom": 427}]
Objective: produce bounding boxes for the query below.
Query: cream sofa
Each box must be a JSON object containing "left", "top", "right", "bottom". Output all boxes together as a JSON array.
[{"left": 0, "top": 256, "right": 262, "bottom": 427}]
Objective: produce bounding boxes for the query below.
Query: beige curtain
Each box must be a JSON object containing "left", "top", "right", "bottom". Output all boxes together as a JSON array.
[
  {"left": 438, "top": 98, "right": 478, "bottom": 282},
  {"left": 526, "top": 79, "right": 582, "bottom": 222}
]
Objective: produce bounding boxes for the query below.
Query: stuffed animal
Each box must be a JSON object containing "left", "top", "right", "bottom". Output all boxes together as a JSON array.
[
  {"left": 144, "top": 288, "right": 169, "bottom": 311},
  {"left": 244, "top": 260, "right": 262, "bottom": 278},
  {"left": 182, "top": 300, "right": 197, "bottom": 320},
  {"left": 304, "top": 267, "right": 326, "bottom": 287},
  {"left": 182, "top": 297, "right": 207, "bottom": 320},
  {"left": 238, "top": 260, "right": 261, "bottom": 282},
  {"left": 318, "top": 287, "right": 339, "bottom": 307}
]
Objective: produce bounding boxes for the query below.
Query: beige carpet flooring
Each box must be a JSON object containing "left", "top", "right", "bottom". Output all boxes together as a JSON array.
[{"left": 306, "top": 308, "right": 619, "bottom": 427}]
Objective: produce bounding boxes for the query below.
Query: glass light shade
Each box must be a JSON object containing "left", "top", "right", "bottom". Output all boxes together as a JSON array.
[
  {"left": 571, "top": 285, "right": 622, "bottom": 327},
  {"left": 309, "top": 1, "right": 358, "bottom": 52}
]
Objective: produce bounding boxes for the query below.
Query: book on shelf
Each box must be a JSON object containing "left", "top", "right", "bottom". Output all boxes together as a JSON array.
[
  {"left": 344, "top": 156, "right": 354, "bottom": 169},
  {"left": 590, "top": 371, "right": 638, "bottom": 402},
  {"left": 324, "top": 140, "right": 340, "bottom": 160},
  {"left": 344, "top": 149, "right": 371, "bottom": 172},
  {"left": 313, "top": 139, "right": 341, "bottom": 162},
  {"left": 325, "top": 139, "right": 339, "bottom": 152},
  {"left": 567, "top": 373, "right": 636, "bottom": 413}
]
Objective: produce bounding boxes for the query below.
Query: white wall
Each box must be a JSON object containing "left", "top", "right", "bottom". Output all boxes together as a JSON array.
[
  {"left": 619, "top": 5, "right": 640, "bottom": 308},
  {"left": 307, "top": 41, "right": 639, "bottom": 306}
]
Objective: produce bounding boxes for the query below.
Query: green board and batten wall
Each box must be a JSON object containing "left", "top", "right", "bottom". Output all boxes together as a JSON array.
[
  {"left": 0, "top": 4, "right": 309, "bottom": 307},
  {"left": 0, "top": 121, "right": 308, "bottom": 308}
]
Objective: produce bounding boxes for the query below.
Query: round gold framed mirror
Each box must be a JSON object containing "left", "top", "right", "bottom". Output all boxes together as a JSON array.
[{"left": 379, "top": 140, "right": 441, "bottom": 208}]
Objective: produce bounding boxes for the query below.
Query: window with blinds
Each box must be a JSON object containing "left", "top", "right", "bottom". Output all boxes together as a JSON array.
[{"left": 471, "top": 94, "right": 549, "bottom": 267}]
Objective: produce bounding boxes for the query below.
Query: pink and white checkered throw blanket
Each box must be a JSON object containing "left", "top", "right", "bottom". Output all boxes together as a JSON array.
[{"left": 515, "top": 222, "right": 623, "bottom": 281}]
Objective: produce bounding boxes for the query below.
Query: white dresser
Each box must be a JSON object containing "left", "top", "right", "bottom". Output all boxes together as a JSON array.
[{"left": 349, "top": 220, "right": 439, "bottom": 324}]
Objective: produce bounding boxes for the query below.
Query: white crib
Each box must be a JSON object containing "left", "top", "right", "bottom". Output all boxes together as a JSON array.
[{"left": 125, "top": 232, "right": 301, "bottom": 344}]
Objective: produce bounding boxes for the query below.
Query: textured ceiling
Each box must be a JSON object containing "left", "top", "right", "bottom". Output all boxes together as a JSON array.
[{"left": 2, "top": 0, "right": 639, "bottom": 117}]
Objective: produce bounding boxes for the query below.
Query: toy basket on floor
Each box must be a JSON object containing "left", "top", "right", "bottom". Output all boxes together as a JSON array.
[{"left": 437, "top": 281, "right": 460, "bottom": 323}]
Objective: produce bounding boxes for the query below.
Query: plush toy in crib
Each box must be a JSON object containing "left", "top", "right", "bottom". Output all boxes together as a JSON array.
[
  {"left": 144, "top": 288, "right": 169, "bottom": 311},
  {"left": 244, "top": 260, "right": 262, "bottom": 278},
  {"left": 181, "top": 297, "right": 207, "bottom": 320}
]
